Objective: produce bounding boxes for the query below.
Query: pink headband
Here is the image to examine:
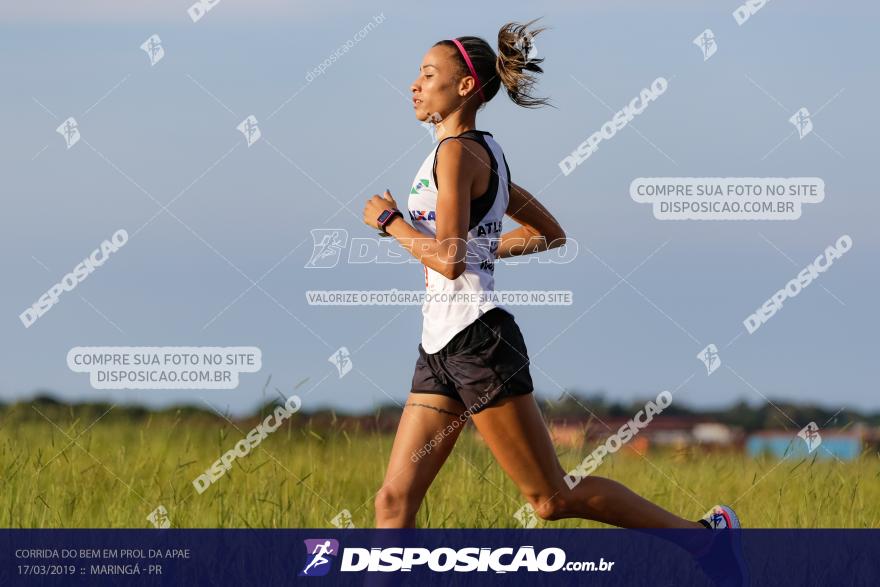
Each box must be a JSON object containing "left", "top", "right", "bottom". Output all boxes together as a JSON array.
[{"left": 451, "top": 38, "right": 485, "bottom": 102}]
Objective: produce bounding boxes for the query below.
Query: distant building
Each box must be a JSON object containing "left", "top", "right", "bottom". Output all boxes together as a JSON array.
[
  {"left": 693, "top": 423, "right": 735, "bottom": 445},
  {"left": 746, "top": 430, "right": 862, "bottom": 461},
  {"left": 546, "top": 416, "right": 742, "bottom": 453}
]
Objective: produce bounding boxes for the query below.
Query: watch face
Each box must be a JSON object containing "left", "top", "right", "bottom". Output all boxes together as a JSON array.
[{"left": 377, "top": 210, "right": 392, "bottom": 224}]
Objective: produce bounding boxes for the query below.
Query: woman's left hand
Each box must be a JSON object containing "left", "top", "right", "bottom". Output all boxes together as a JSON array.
[{"left": 363, "top": 190, "right": 398, "bottom": 229}]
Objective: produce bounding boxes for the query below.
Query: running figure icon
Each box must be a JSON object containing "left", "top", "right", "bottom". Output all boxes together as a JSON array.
[{"left": 301, "top": 540, "right": 336, "bottom": 576}]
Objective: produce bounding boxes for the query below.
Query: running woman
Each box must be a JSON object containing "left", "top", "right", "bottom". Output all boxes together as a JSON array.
[{"left": 362, "top": 20, "right": 742, "bottom": 539}]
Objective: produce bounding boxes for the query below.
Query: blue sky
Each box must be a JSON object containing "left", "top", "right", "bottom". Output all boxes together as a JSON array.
[{"left": 1, "top": 1, "right": 877, "bottom": 417}]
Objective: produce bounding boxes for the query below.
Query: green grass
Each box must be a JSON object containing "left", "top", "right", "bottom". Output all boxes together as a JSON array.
[{"left": 1, "top": 405, "right": 878, "bottom": 528}]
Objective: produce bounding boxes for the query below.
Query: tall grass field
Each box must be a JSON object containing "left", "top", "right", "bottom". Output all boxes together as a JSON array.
[{"left": 1, "top": 401, "right": 877, "bottom": 528}]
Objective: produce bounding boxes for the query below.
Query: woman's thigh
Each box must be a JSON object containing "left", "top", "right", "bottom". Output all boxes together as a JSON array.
[
  {"left": 379, "top": 393, "right": 468, "bottom": 502},
  {"left": 470, "top": 393, "right": 567, "bottom": 501}
]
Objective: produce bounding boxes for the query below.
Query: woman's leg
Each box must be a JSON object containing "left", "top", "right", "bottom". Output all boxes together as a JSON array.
[
  {"left": 375, "top": 393, "right": 467, "bottom": 528},
  {"left": 470, "top": 393, "right": 702, "bottom": 529}
]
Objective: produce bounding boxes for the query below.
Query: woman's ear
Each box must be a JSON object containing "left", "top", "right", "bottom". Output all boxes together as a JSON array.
[{"left": 458, "top": 77, "right": 475, "bottom": 98}]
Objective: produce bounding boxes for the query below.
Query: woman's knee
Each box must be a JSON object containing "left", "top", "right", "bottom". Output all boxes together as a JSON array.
[{"left": 375, "top": 485, "right": 418, "bottom": 524}]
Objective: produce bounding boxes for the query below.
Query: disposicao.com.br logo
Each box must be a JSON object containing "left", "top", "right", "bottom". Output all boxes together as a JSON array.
[{"left": 299, "top": 540, "right": 613, "bottom": 575}]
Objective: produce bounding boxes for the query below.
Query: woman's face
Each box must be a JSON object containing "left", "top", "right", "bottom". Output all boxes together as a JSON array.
[{"left": 411, "top": 45, "right": 467, "bottom": 122}]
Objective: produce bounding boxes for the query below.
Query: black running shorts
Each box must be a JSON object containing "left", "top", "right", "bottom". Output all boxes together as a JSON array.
[{"left": 410, "top": 308, "right": 534, "bottom": 414}]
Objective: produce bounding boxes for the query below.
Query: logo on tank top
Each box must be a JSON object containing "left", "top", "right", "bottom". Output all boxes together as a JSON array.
[
  {"left": 409, "top": 210, "right": 436, "bottom": 222},
  {"left": 410, "top": 178, "right": 430, "bottom": 194}
]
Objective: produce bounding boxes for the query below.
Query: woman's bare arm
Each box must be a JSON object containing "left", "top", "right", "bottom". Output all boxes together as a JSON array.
[
  {"left": 363, "top": 139, "right": 478, "bottom": 279},
  {"left": 496, "top": 181, "right": 566, "bottom": 258}
]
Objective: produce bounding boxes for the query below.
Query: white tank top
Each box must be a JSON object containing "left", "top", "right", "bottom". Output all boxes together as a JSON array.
[{"left": 407, "top": 130, "right": 512, "bottom": 353}]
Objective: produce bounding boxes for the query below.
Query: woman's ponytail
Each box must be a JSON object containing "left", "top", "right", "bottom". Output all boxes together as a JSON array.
[{"left": 496, "top": 19, "right": 550, "bottom": 108}]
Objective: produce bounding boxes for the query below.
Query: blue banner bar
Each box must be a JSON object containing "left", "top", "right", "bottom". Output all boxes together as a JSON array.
[{"left": 2, "top": 529, "right": 878, "bottom": 586}]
